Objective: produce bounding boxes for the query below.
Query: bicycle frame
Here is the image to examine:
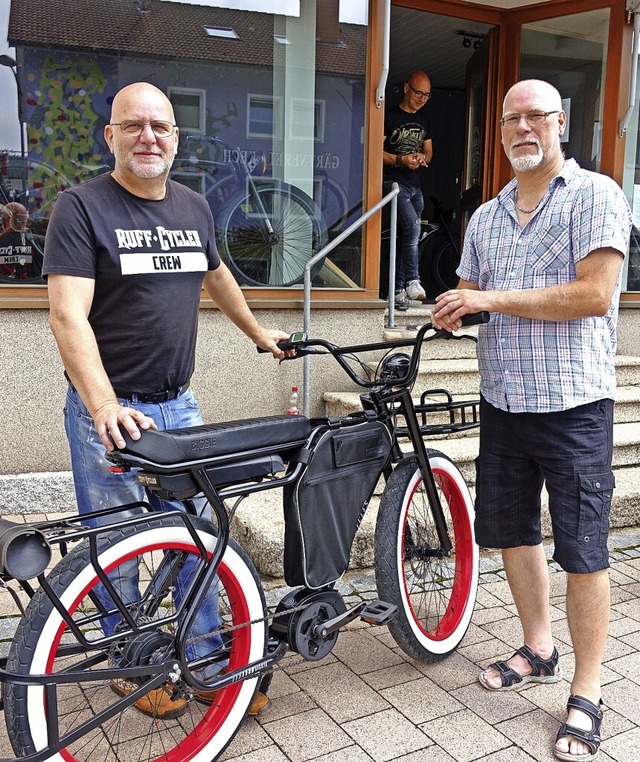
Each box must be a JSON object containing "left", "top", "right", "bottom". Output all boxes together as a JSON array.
[{"left": 0, "top": 315, "right": 486, "bottom": 762}]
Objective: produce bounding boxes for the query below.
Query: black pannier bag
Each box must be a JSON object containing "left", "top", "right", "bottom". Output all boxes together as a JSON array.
[{"left": 283, "top": 420, "right": 393, "bottom": 589}]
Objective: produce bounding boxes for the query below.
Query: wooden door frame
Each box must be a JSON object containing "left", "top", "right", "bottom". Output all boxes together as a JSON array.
[
  {"left": 388, "top": 0, "right": 630, "bottom": 192},
  {"left": 491, "top": 0, "right": 630, "bottom": 194}
]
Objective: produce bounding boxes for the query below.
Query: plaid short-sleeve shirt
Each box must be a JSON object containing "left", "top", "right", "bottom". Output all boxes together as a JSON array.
[{"left": 458, "top": 159, "right": 632, "bottom": 413}]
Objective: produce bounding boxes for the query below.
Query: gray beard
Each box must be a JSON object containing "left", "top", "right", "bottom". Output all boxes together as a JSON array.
[{"left": 510, "top": 152, "right": 543, "bottom": 172}]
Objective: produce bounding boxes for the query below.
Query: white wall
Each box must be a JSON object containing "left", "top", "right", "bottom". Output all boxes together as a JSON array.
[{"left": 0, "top": 306, "right": 383, "bottom": 475}]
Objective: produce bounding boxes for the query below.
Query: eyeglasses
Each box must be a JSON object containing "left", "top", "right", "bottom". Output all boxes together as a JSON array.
[
  {"left": 406, "top": 83, "right": 431, "bottom": 100},
  {"left": 110, "top": 120, "right": 176, "bottom": 137},
  {"left": 500, "top": 110, "right": 559, "bottom": 128}
]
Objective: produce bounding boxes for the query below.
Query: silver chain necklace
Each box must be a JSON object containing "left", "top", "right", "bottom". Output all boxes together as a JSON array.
[{"left": 514, "top": 187, "right": 543, "bottom": 215}]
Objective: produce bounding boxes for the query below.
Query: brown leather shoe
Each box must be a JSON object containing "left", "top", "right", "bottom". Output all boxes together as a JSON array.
[
  {"left": 247, "top": 691, "right": 270, "bottom": 716},
  {"left": 196, "top": 688, "right": 270, "bottom": 716},
  {"left": 111, "top": 678, "right": 189, "bottom": 719}
]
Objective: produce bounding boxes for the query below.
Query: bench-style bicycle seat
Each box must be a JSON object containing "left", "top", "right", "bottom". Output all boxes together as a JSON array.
[{"left": 118, "top": 414, "right": 312, "bottom": 466}]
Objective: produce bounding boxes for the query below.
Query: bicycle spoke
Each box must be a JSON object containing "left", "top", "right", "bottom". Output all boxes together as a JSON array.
[{"left": 218, "top": 183, "right": 324, "bottom": 286}]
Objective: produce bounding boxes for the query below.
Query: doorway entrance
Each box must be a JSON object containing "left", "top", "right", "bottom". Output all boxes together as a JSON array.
[{"left": 381, "top": 6, "right": 494, "bottom": 298}]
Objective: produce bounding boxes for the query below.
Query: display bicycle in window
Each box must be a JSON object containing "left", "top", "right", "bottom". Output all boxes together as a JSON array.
[{"left": 171, "top": 134, "right": 327, "bottom": 288}]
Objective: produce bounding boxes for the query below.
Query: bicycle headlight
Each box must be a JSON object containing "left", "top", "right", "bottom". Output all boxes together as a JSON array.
[{"left": 380, "top": 353, "right": 412, "bottom": 382}]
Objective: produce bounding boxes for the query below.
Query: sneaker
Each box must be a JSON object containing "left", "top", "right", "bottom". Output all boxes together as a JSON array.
[
  {"left": 196, "top": 688, "right": 270, "bottom": 716},
  {"left": 111, "top": 678, "right": 189, "bottom": 719},
  {"left": 405, "top": 279, "right": 426, "bottom": 301},
  {"left": 392, "top": 289, "right": 410, "bottom": 311}
]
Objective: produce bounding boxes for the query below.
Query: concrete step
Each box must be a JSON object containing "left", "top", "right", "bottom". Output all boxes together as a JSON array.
[
  {"left": 615, "top": 355, "right": 640, "bottom": 386},
  {"left": 229, "top": 463, "right": 640, "bottom": 578},
  {"left": 379, "top": 357, "right": 482, "bottom": 395},
  {"left": 382, "top": 325, "right": 480, "bottom": 359},
  {"left": 617, "top": 385, "right": 640, "bottom": 422},
  {"left": 3, "top": 457, "right": 640, "bottom": 581},
  {"left": 391, "top": 355, "right": 639, "bottom": 397},
  {"left": 324, "top": 386, "right": 640, "bottom": 426},
  {"left": 385, "top": 303, "right": 433, "bottom": 328}
]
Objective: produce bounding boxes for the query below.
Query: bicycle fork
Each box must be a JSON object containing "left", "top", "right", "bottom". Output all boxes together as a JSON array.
[{"left": 397, "top": 389, "right": 453, "bottom": 555}]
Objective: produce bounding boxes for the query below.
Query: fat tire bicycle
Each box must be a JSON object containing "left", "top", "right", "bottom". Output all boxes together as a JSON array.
[
  {"left": 172, "top": 135, "right": 327, "bottom": 287},
  {"left": 0, "top": 313, "right": 487, "bottom": 761}
]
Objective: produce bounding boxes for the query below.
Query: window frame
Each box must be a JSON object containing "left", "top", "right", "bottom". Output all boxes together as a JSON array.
[
  {"left": 168, "top": 86, "right": 206, "bottom": 135},
  {"left": 246, "top": 94, "right": 283, "bottom": 139}
]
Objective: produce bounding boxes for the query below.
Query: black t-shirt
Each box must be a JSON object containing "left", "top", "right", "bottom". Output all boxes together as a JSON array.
[
  {"left": 43, "top": 173, "right": 221, "bottom": 393},
  {"left": 383, "top": 104, "right": 432, "bottom": 188}
]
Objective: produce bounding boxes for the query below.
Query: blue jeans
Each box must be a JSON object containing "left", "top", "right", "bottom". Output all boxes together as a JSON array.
[
  {"left": 384, "top": 180, "right": 423, "bottom": 290},
  {"left": 64, "top": 385, "right": 224, "bottom": 677}
]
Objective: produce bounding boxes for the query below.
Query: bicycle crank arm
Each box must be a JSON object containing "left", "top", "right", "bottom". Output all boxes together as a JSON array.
[{"left": 311, "top": 599, "right": 397, "bottom": 639}]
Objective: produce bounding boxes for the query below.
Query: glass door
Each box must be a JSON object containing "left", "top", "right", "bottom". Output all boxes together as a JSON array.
[{"left": 519, "top": 8, "right": 610, "bottom": 173}]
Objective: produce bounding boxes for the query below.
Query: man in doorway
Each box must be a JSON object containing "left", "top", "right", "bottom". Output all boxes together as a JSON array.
[
  {"left": 431, "top": 79, "right": 631, "bottom": 762},
  {"left": 382, "top": 69, "right": 433, "bottom": 309}
]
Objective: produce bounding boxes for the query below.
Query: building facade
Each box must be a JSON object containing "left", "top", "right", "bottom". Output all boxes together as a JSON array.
[{"left": 1, "top": 0, "right": 639, "bottom": 478}]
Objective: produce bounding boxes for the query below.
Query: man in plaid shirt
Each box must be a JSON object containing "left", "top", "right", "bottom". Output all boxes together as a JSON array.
[{"left": 432, "top": 79, "right": 631, "bottom": 762}]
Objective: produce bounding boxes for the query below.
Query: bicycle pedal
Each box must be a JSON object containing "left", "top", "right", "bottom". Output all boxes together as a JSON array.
[{"left": 360, "top": 600, "right": 397, "bottom": 625}]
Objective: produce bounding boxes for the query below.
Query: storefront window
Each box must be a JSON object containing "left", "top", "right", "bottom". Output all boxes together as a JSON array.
[
  {"left": 0, "top": 0, "right": 367, "bottom": 288},
  {"left": 521, "top": 8, "right": 639, "bottom": 293},
  {"left": 520, "top": 9, "right": 609, "bottom": 173},
  {"left": 621, "top": 40, "right": 640, "bottom": 293}
]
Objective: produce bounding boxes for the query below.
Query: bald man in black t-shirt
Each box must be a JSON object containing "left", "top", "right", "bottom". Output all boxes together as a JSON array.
[
  {"left": 44, "top": 82, "right": 285, "bottom": 720},
  {"left": 383, "top": 70, "right": 433, "bottom": 309}
]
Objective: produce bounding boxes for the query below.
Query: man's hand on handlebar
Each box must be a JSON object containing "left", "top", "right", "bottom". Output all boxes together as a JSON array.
[
  {"left": 255, "top": 328, "right": 297, "bottom": 360},
  {"left": 431, "top": 288, "right": 488, "bottom": 332}
]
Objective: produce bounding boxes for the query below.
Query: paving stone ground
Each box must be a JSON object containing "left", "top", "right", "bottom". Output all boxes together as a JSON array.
[{"left": 1, "top": 515, "right": 640, "bottom": 761}]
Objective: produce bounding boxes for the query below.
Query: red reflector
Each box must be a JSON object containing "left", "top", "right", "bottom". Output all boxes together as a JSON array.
[{"left": 108, "top": 466, "right": 127, "bottom": 473}]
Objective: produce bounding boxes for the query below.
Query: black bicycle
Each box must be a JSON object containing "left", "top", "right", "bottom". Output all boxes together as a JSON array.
[
  {"left": 380, "top": 196, "right": 460, "bottom": 300},
  {"left": 0, "top": 313, "right": 487, "bottom": 762},
  {"left": 171, "top": 135, "right": 326, "bottom": 287},
  {"left": 418, "top": 197, "right": 461, "bottom": 298}
]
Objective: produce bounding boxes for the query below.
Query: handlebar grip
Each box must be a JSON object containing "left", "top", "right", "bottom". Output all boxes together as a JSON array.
[
  {"left": 460, "top": 311, "right": 490, "bottom": 326},
  {"left": 256, "top": 339, "right": 294, "bottom": 354},
  {"left": 257, "top": 332, "right": 307, "bottom": 354}
]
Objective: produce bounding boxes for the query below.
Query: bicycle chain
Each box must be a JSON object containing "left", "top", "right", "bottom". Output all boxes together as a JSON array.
[{"left": 185, "top": 600, "right": 312, "bottom": 646}]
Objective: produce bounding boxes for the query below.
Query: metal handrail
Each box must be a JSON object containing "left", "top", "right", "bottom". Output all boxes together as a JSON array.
[{"left": 301, "top": 182, "right": 399, "bottom": 416}]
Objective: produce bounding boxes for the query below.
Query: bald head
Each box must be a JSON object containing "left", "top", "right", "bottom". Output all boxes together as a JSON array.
[
  {"left": 110, "top": 82, "right": 175, "bottom": 124},
  {"left": 501, "top": 79, "right": 566, "bottom": 175},
  {"left": 402, "top": 70, "right": 432, "bottom": 113},
  {"left": 503, "top": 80, "right": 563, "bottom": 114},
  {"left": 105, "top": 82, "right": 179, "bottom": 196},
  {"left": 2, "top": 202, "right": 28, "bottom": 232}
]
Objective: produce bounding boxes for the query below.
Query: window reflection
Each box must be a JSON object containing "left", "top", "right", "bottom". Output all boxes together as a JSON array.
[
  {"left": 520, "top": 9, "right": 609, "bottom": 173},
  {"left": 1, "top": 0, "right": 366, "bottom": 288}
]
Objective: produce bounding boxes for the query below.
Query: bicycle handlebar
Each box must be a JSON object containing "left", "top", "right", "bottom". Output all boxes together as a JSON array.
[{"left": 258, "top": 312, "right": 489, "bottom": 389}]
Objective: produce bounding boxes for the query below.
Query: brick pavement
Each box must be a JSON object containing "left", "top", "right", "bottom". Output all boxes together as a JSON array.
[{"left": 1, "top": 519, "right": 640, "bottom": 761}]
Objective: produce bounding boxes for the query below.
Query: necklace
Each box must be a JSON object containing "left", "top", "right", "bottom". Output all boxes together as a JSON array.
[{"left": 514, "top": 187, "right": 543, "bottom": 215}]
